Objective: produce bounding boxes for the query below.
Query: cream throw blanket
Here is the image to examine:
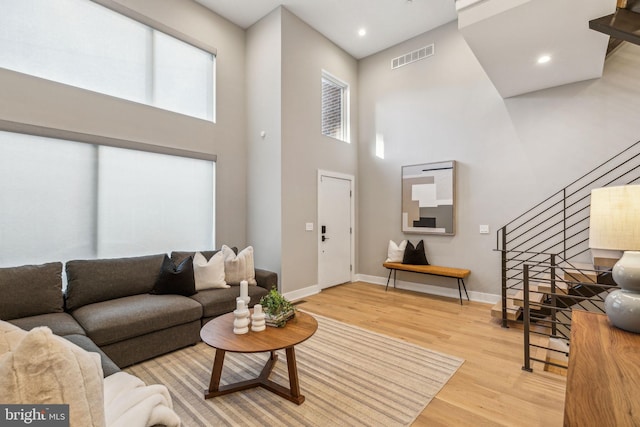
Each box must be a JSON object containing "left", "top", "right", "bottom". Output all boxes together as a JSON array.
[
  {"left": 0, "top": 321, "right": 180, "bottom": 427},
  {"left": 0, "top": 323, "right": 106, "bottom": 426},
  {"left": 104, "top": 372, "right": 180, "bottom": 427}
]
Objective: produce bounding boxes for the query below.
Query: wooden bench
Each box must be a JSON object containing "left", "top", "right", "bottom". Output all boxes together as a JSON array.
[{"left": 382, "top": 262, "right": 471, "bottom": 305}]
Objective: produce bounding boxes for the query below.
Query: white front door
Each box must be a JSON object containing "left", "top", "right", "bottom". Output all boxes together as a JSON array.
[{"left": 318, "top": 171, "right": 353, "bottom": 289}]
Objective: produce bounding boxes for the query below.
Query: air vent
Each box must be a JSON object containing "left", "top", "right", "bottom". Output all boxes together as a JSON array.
[{"left": 391, "top": 44, "right": 434, "bottom": 70}]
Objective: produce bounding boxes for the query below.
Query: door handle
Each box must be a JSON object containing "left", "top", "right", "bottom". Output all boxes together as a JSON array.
[{"left": 322, "top": 235, "right": 330, "bottom": 242}]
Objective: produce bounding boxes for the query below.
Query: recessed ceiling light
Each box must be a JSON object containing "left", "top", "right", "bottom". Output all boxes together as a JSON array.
[
  {"left": 358, "top": 28, "right": 366, "bottom": 37},
  {"left": 537, "top": 55, "right": 551, "bottom": 64}
]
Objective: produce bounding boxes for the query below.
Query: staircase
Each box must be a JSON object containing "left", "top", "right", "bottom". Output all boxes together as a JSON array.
[
  {"left": 590, "top": 0, "right": 640, "bottom": 54},
  {"left": 495, "top": 139, "right": 640, "bottom": 372},
  {"left": 519, "top": 261, "right": 616, "bottom": 374}
]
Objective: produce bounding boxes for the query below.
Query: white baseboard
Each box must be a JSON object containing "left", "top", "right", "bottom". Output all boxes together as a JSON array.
[
  {"left": 355, "top": 273, "right": 500, "bottom": 305},
  {"left": 283, "top": 284, "right": 321, "bottom": 302}
]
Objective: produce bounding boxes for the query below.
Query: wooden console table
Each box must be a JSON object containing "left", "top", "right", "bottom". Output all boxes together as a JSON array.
[{"left": 564, "top": 310, "right": 640, "bottom": 427}]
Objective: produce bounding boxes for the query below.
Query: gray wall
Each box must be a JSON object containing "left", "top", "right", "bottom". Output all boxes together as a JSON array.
[
  {"left": 5, "top": 1, "right": 639, "bottom": 299},
  {"left": 358, "top": 21, "right": 640, "bottom": 296},
  {"left": 280, "top": 8, "right": 358, "bottom": 294},
  {"left": 0, "top": 0, "right": 248, "bottom": 249},
  {"left": 246, "top": 9, "right": 283, "bottom": 281}
]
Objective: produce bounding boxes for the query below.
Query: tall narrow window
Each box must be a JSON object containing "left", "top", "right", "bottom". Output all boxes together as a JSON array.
[{"left": 321, "top": 71, "right": 350, "bottom": 143}]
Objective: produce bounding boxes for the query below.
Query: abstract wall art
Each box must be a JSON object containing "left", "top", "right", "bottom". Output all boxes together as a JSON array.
[{"left": 401, "top": 161, "right": 455, "bottom": 235}]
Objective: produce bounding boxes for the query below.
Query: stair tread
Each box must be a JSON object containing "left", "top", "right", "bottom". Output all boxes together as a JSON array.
[
  {"left": 536, "top": 279, "right": 569, "bottom": 295},
  {"left": 560, "top": 262, "right": 594, "bottom": 269},
  {"left": 562, "top": 263, "right": 598, "bottom": 284},
  {"left": 491, "top": 299, "right": 521, "bottom": 321},
  {"left": 512, "top": 286, "right": 544, "bottom": 308}
]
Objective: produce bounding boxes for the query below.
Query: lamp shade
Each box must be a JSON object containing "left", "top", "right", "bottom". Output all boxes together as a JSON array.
[{"left": 589, "top": 185, "right": 640, "bottom": 251}]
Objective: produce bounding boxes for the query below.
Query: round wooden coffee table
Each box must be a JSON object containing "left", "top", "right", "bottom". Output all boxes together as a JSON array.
[{"left": 200, "top": 310, "right": 318, "bottom": 405}]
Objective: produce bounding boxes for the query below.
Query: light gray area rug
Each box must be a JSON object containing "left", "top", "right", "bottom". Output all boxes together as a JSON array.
[{"left": 126, "top": 312, "right": 464, "bottom": 426}]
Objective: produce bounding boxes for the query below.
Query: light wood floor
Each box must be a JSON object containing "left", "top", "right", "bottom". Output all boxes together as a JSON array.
[{"left": 297, "top": 281, "right": 566, "bottom": 427}]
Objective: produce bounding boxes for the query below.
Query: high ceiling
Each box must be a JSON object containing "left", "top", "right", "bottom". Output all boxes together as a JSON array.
[
  {"left": 457, "top": 0, "right": 616, "bottom": 98},
  {"left": 195, "top": 0, "right": 620, "bottom": 98},
  {"left": 194, "top": 0, "right": 458, "bottom": 59}
]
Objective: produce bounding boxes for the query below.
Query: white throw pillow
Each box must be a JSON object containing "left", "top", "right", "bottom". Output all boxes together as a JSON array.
[
  {"left": 0, "top": 326, "right": 106, "bottom": 427},
  {"left": 385, "top": 239, "right": 407, "bottom": 262},
  {"left": 193, "top": 251, "right": 229, "bottom": 290},
  {"left": 221, "top": 245, "right": 257, "bottom": 285}
]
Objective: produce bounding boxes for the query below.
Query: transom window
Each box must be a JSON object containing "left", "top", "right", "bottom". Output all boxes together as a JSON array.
[
  {"left": 321, "top": 71, "right": 350, "bottom": 143},
  {"left": 0, "top": 0, "right": 216, "bottom": 122}
]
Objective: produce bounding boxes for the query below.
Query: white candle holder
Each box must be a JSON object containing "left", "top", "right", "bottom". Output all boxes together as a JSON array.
[
  {"left": 237, "top": 295, "right": 250, "bottom": 308},
  {"left": 233, "top": 299, "right": 250, "bottom": 334},
  {"left": 251, "top": 304, "right": 266, "bottom": 332}
]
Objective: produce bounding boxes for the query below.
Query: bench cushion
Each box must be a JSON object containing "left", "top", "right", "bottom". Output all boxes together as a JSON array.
[{"left": 71, "top": 294, "right": 202, "bottom": 346}]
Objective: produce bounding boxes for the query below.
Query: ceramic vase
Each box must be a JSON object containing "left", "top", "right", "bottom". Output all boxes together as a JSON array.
[
  {"left": 251, "top": 304, "right": 266, "bottom": 332},
  {"left": 233, "top": 299, "right": 250, "bottom": 334}
]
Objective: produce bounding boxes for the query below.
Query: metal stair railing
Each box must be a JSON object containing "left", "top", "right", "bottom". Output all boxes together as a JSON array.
[
  {"left": 497, "top": 140, "right": 640, "bottom": 327},
  {"left": 521, "top": 259, "right": 617, "bottom": 373}
]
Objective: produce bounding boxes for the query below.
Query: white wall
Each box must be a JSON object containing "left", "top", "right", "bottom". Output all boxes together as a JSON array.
[
  {"left": 280, "top": 8, "right": 358, "bottom": 294},
  {"left": 358, "top": 21, "right": 640, "bottom": 297},
  {"left": 0, "top": 0, "right": 248, "bottom": 249},
  {"left": 246, "top": 9, "right": 283, "bottom": 280}
]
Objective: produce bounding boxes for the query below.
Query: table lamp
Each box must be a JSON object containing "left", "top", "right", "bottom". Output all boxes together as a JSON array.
[{"left": 589, "top": 184, "right": 640, "bottom": 333}]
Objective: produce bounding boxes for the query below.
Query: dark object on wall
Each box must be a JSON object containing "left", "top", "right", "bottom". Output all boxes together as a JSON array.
[{"left": 413, "top": 217, "right": 436, "bottom": 228}]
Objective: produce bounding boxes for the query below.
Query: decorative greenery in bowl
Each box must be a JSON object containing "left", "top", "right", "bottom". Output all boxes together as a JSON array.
[{"left": 259, "top": 288, "right": 296, "bottom": 327}]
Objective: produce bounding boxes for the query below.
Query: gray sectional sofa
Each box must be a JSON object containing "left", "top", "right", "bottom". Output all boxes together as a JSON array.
[{"left": 0, "top": 250, "right": 277, "bottom": 375}]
